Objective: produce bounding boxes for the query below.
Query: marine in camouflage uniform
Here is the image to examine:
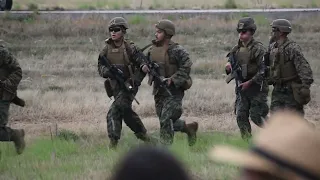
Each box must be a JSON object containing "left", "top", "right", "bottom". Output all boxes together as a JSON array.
[
  {"left": 0, "top": 42, "right": 26, "bottom": 154},
  {"left": 141, "top": 19, "right": 198, "bottom": 146},
  {"left": 268, "top": 19, "right": 314, "bottom": 116},
  {"left": 97, "top": 17, "right": 155, "bottom": 148},
  {"left": 225, "top": 17, "right": 269, "bottom": 140}
]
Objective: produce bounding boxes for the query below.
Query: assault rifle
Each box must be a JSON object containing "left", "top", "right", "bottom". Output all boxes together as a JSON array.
[
  {"left": 145, "top": 56, "right": 172, "bottom": 96},
  {"left": 0, "top": 80, "right": 25, "bottom": 107},
  {"left": 99, "top": 55, "right": 140, "bottom": 105},
  {"left": 225, "top": 52, "right": 243, "bottom": 115},
  {"left": 225, "top": 52, "right": 244, "bottom": 92},
  {"left": 138, "top": 43, "right": 172, "bottom": 96}
]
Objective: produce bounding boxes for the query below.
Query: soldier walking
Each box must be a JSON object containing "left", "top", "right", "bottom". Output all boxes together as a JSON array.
[
  {"left": 0, "top": 42, "right": 26, "bottom": 154},
  {"left": 268, "top": 19, "right": 314, "bottom": 116},
  {"left": 97, "top": 17, "right": 155, "bottom": 149},
  {"left": 141, "top": 19, "right": 198, "bottom": 146},
  {"left": 225, "top": 17, "right": 269, "bottom": 140}
]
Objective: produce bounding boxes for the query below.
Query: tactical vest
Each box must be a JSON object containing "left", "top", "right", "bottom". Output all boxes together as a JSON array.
[
  {"left": 105, "top": 41, "right": 132, "bottom": 79},
  {"left": 270, "top": 40, "right": 298, "bottom": 84},
  {"left": 232, "top": 41, "right": 261, "bottom": 80},
  {"left": 149, "top": 45, "right": 177, "bottom": 78}
]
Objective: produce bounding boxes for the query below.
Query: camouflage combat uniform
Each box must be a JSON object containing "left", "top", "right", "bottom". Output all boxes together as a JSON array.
[
  {"left": 226, "top": 17, "right": 269, "bottom": 140},
  {"left": 268, "top": 19, "right": 314, "bottom": 116},
  {"left": 143, "top": 20, "right": 198, "bottom": 146},
  {"left": 0, "top": 43, "right": 26, "bottom": 154},
  {"left": 97, "top": 17, "right": 154, "bottom": 148}
]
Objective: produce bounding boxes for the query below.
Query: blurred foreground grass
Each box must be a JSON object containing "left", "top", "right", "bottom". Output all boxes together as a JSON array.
[{"left": 0, "top": 130, "right": 249, "bottom": 180}]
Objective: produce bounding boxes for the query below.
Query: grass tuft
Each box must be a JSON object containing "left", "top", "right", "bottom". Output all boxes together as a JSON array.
[
  {"left": 224, "top": 0, "right": 237, "bottom": 8},
  {"left": 57, "top": 129, "right": 80, "bottom": 141}
]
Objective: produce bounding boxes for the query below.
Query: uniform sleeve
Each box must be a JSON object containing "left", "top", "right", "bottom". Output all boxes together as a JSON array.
[
  {"left": 0, "top": 48, "right": 22, "bottom": 90},
  {"left": 170, "top": 45, "right": 192, "bottom": 88},
  {"left": 129, "top": 44, "right": 147, "bottom": 84},
  {"left": 290, "top": 44, "right": 314, "bottom": 88},
  {"left": 251, "top": 44, "right": 266, "bottom": 85},
  {"left": 97, "top": 45, "right": 113, "bottom": 78}
]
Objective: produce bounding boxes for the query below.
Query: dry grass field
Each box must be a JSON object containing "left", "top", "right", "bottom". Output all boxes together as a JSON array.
[
  {"left": 1, "top": 13, "right": 320, "bottom": 179},
  {"left": 12, "top": 0, "right": 320, "bottom": 10}
]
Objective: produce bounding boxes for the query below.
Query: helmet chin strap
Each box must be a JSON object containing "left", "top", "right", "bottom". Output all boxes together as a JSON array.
[{"left": 271, "top": 31, "right": 281, "bottom": 43}]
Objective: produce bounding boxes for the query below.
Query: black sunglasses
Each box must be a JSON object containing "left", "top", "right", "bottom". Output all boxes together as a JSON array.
[
  {"left": 109, "top": 27, "right": 121, "bottom": 32},
  {"left": 237, "top": 29, "right": 248, "bottom": 33}
]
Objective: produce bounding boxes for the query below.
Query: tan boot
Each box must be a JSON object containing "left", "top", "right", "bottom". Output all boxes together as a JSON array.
[
  {"left": 182, "top": 122, "right": 198, "bottom": 146},
  {"left": 12, "top": 129, "right": 26, "bottom": 154}
]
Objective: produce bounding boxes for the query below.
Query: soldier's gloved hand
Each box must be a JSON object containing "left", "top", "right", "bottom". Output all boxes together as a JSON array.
[
  {"left": 141, "top": 65, "right": 150, "bottom": 73},
  {"left": 225, "top": 62, "right": 232, "bottom": 74}
]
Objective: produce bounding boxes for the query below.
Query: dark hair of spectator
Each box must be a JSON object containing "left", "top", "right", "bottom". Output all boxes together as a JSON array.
[{"left": 110, "top": 145, "right": 192, "bottom": 180}]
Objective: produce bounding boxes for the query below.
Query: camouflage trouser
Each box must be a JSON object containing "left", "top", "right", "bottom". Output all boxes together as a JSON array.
[
  {"left": 0, "top": 100, "right": 13, "bottom": 141},
  {"left": 236, "top": 85, "right": 269, "bottom": 139},
  {"left": 154, "top": 93, "right": 186, "bottom": 145},
  {"left": 270, "top": 85, "right": 304, "bottom": 116},
  {"left": 106, "top": 89, "right": 147, "bottom": 141}
]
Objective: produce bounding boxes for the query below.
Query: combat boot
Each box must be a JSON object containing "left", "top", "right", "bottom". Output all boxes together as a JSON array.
[
  {"left": 182, "top": 122, "right": 198, "bottom": 146},
  {"left": 11, "top": 129, "right": 26, "bottom": 154},
  {"left": 109, "top": 139, "right": 118, "bottom": 149}
]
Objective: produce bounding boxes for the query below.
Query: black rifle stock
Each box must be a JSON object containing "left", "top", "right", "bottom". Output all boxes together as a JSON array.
[{"left": 99, "top": 55, "right": 140, "bottom": 105}]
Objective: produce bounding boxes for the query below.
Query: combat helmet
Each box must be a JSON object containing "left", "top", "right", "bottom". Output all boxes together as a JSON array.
[
  {"left": 237, "top": 17, "right": 257, "bottom": 34},
  {"left": 108, "top": 17, "right": 129, "bottom": 29},
  {"left": 270, "top": 19, "right": 292, "bottom": 33},
  {"left": 155, "top": 19, "right": 175, "bottom": 36}
]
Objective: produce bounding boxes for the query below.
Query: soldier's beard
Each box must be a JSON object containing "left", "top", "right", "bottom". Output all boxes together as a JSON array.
[{"left": 154, "top": 37, "right": 165, "bottom": 46}]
